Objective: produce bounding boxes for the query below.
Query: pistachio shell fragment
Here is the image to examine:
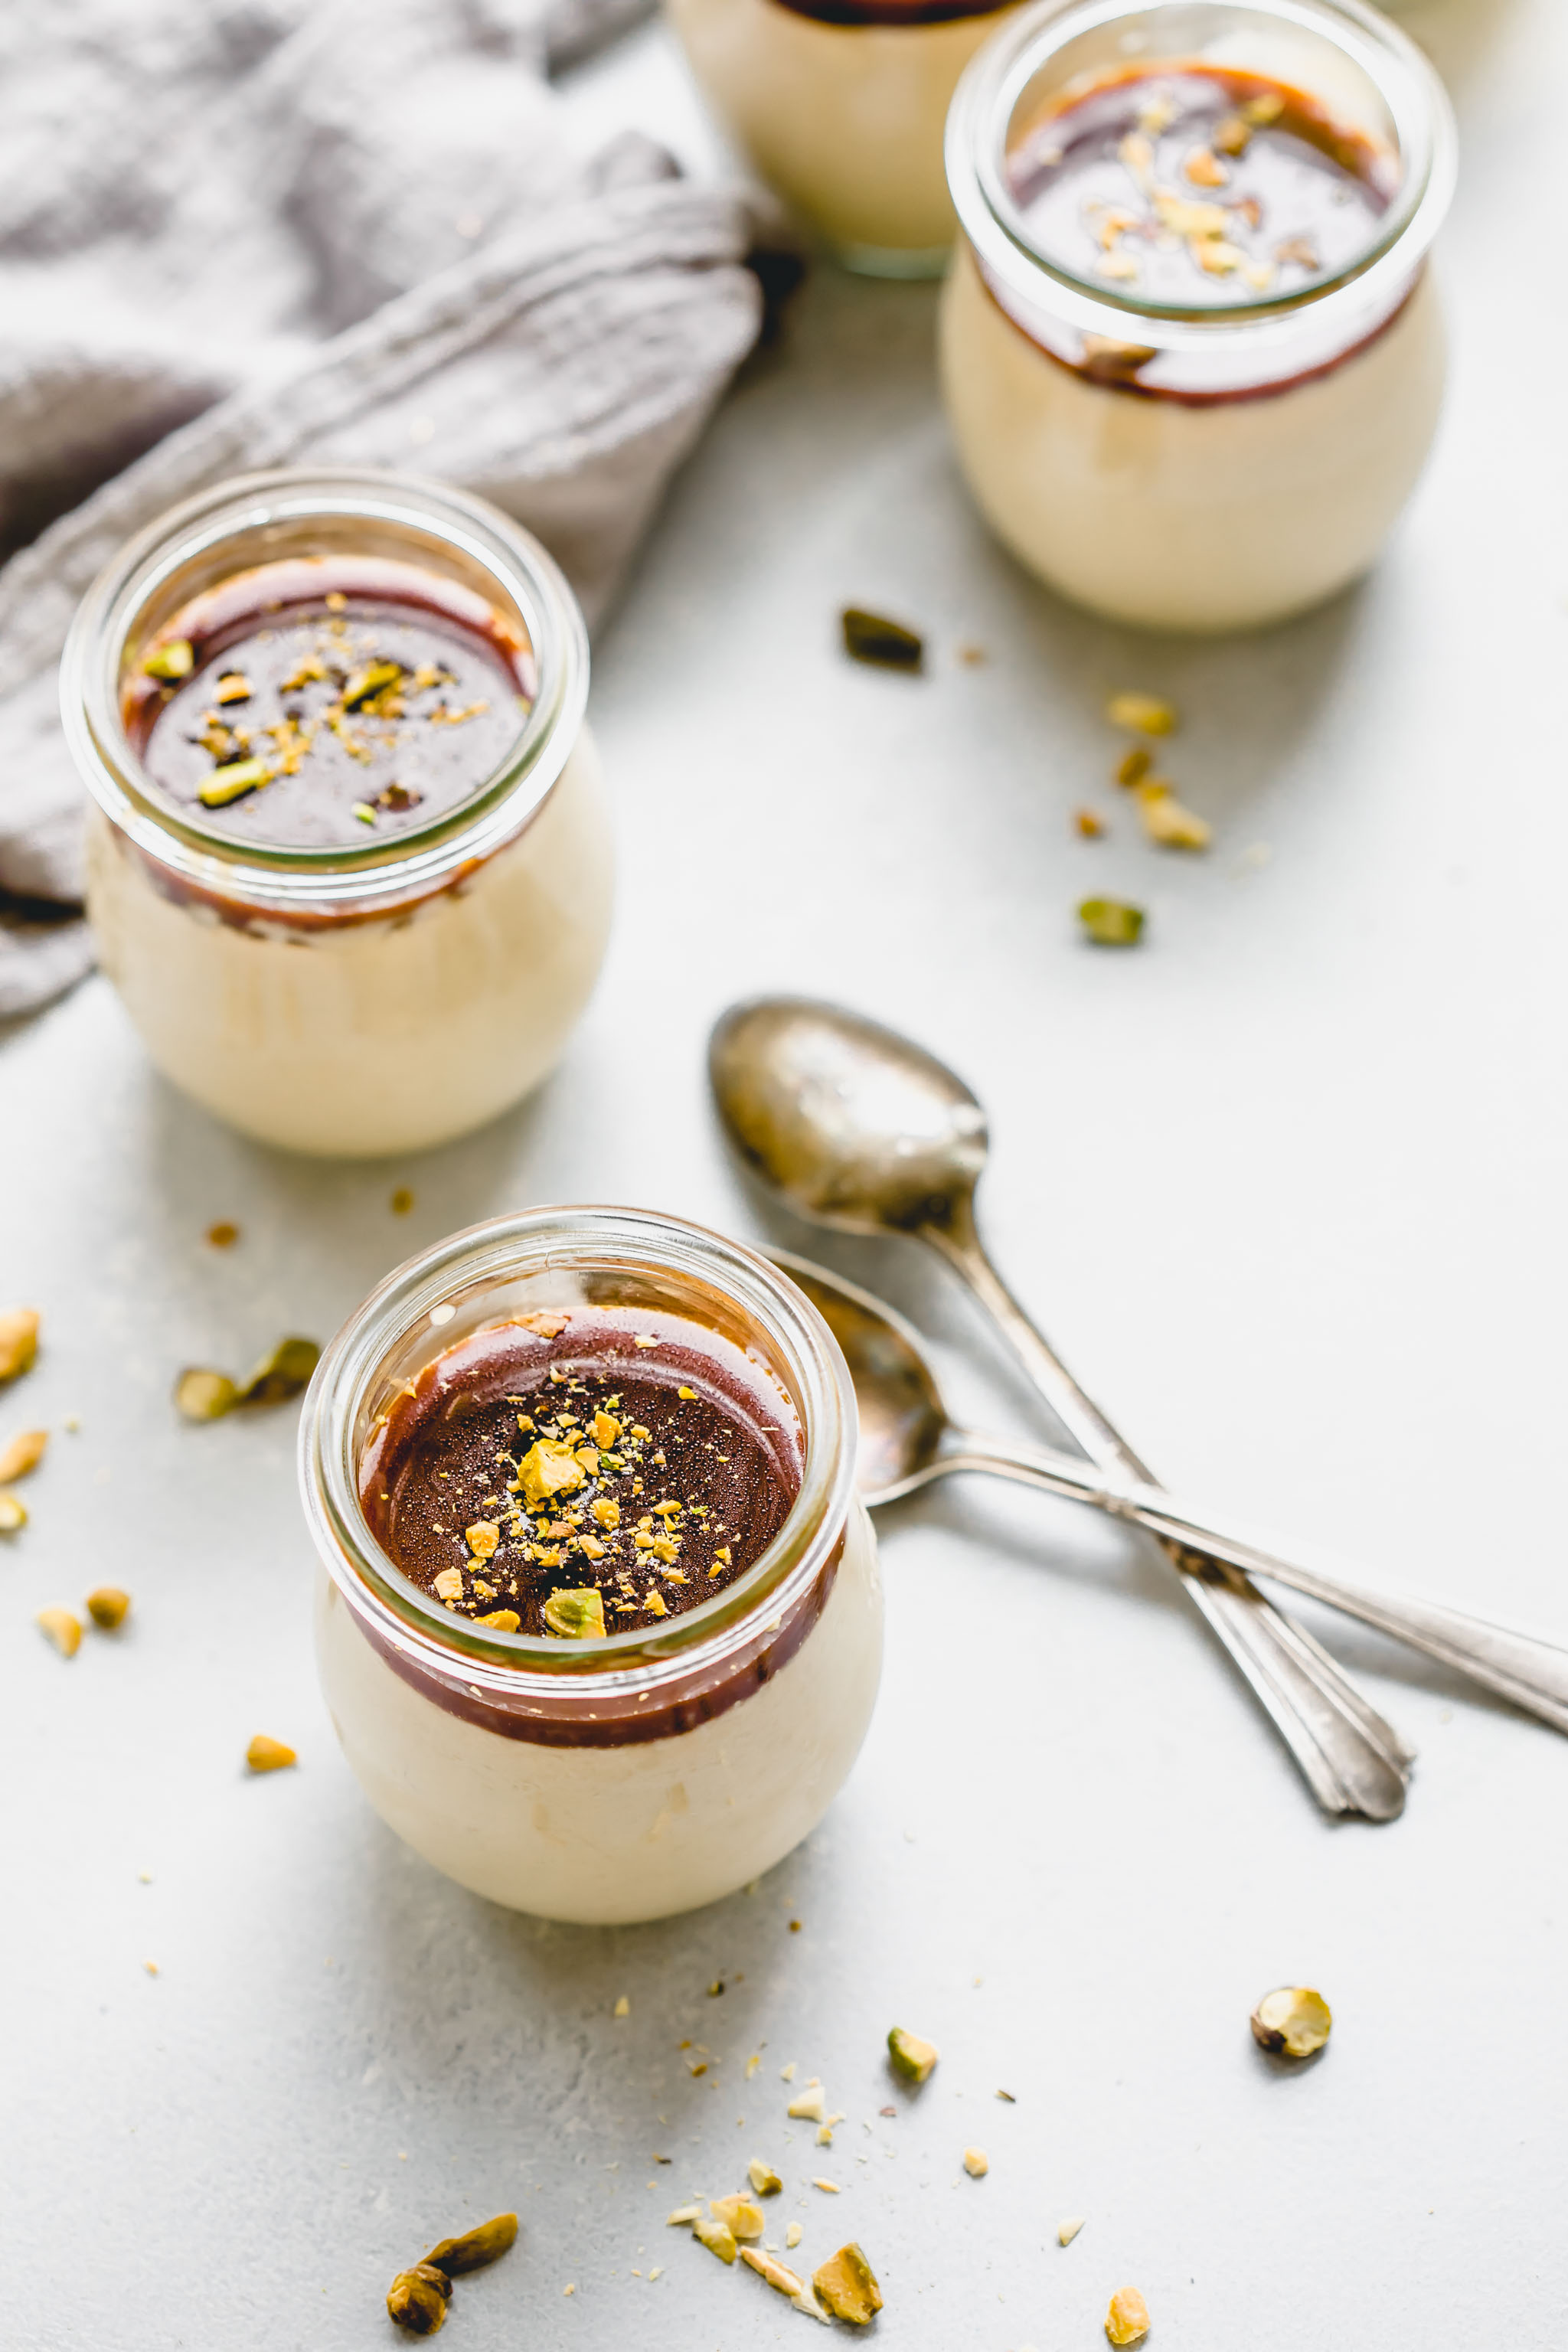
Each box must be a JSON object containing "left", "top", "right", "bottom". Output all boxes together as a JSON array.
[
  {"left": 541, "top": 1588, "right": 606, "bottom": 1639},
  {"left": 887, "top": 2026, "right": 939, "bottom": 2085},
  {"left": 425, "top": 2213, "right": 518, "bottom": 2274},
  {"left": 710, "top": 2195, "right": 765, "bottom": 2242},
  {"left": 518, "top": 1438, "right": 587, "bottom": 1508},
  {"left": 38, "top": 1608, "right": 82, "bottom": 1657},
  {"left": 1251, "top": 1984, "right": 1332, "bottom": 2059},
  {"left": 0, "top": 1428, "right": 47, "bottom": 1482},
  {"left": 198, "top": 756, "right": 273, "bottom": 807},
  {"left": 841, "top": 606, "right": 924, "bottom": 671},
  {"left": 246, "top": 1734, "right": 297, "bottom": 1773},
  {"left": 175, "top": 1367, "right": 240, "bottom": 1422},
  {"left": 87, "top": 1587, "right": 131, "bottom": 1631},
  {"left": 142, "top": 638, "right": 195, "bottom": 681},
  {"left": 693, "top": 2215, "right": 737, "bottom": 2263},
  {"left": 1106, "top": 2285, "right": 1152, "bottom": 2344},
  {"left": 747, "top": 2158, "right": 783, "bottom": 2197},
  {"left": 1079, "top": 897, "right": 1145, "bottom": 948},
  {"left": 0, "top": 1308, "right": 40, "bottom": 1382},
  {"left": 237, "top": 1336, "right": 320, "bottom": 1405},
  {"left": 387, "top": 2264, "right": 452, "bottom": 2335},
  {"left": 0, "top": 1490, "right": 26, "bottom": 1533},
  {"left": 812, "top": 2243, "right": 883, "bottom": 2324},
  {"left": 1106, "top": 691, "right": 1177, "bottom": 735}
]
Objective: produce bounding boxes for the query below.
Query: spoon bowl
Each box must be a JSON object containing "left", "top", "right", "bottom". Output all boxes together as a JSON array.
[{"left": 772, "top": 1249, "right": 949, "bottom": 1500}]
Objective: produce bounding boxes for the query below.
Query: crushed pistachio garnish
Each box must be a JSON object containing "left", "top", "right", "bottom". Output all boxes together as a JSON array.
[
  {"left": 887, "top": 2027, "right": 939, "bottom": 2086},
  {"left": 1079, "top": 897, "right": 1145, "bottom": 947},
  {"left": 841, "top": 607, "right": 924, "bottom": 672},
  {"left": 37, "top": 1608, "right": 82, "bottom": 1658},
  {"left": 198, "top": 756, "right": 273, "bottom": 807},
  {"left": 245, "top": 1734, "right": 297, "bottom": 1773},
  {"left": 0, "top": 1427, "right": 47, "bottom": 1483},
  {"left": 87, "top": 1587, "right": 132, "bottom": 1631},
  {"left": 541, "top": 1588, "right": 606, "bottom": 1639},
  {"left": 786, "top": 2222, "right": 803, "bottom": 2250},
  {"left": 0, "top": 1307, "right": 41, "bottom": 1382},
  {"left": 748, "top": 2159, "right": 783, "bottom": 2197},
  {"left": 812, "top": 2244, "right": 883, "bottom": 2325},
  {"left": 433, "top": 1567, "right": 465, "bottom": 1604},
  {"left": 1107, "top": 691, "right": 1177, "bottom": 735},
  {"left": 466, "top": 1521, "right": 500, "bottom": 1560},
  {"left": 475, "top": 1609, "right": 521, "bottom": 1631},
  {"left": 667, "top": 2204, "right": 703, "bottom": 2227},
  {"left": 518, "top": 1438, "right": 587, "bottom": 1508},
  {"left": 1251, "top": 1984, "right": 1331, "bottom": 2058},
  {"left": 142, "top": 639, "right": 195, "bottom": 681},
  {"left": 1136, "top": 781, "right": 1211, "bottom": 850},
  {"left": 214, "top": 672, "right": 253, "bottom": 704},
  {"left": 710, "top": 2196, "right": 765, "bottom": 2242},
  {"left": 693, "top": 2216, "right": 737, "bottom": 2264},
  {"left": 1106, "top": 2285, "right": 1152, "bottom": 2344}
]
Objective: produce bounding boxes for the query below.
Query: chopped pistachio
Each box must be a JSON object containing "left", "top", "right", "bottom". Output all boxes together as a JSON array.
[
  {"left": 206, "top": 1220, "right": 240, "bottom": 1247},
  {"left": 1213, "top": 112, "right": 1251, "bottom": 155},
  {"left": 515, "top": 1310, "right": 570, "bottom": 1338},
  {"left": 1106, "top": 2286, "right": 1152, "bottom": 2344},
  {"left": 1137, "top": 781, "right": 1211, "bottom": 850},
  {"left": 542, "top": 1588, "right": 606, "bottom": 1639},
  {"left": 573, "top": 1446, "right": 600, "bottom": 1475},
  {"left": 0, "top": 1491, "right": 26, "bottom": 1533},
  {"left": 214, "top": 672, "right": 253, "bottom": 704},
  {"left": 1184, "top": 144, "right": 1229, "bottom": 187},
  {"left": 693, "top": 2216, "right": 737, "bottom": 2264},
  {"left": 1251, "top": 1984, "right": 1332, "bottom": 2059},
  {"left": 740, "top": 2247, "right": 818, "bottom": 2310},
  {"left": 710, "top": 2195, "right": 765, "bottom": 2242},
  {"left": 812, "top": 2244, "right": 883, "bottom": 2325},
  {"left": 245, "top": 1734, "right": 297, "bottom": 1773},
  {"left": 475, "top": 1609, "right": 521, "bottom": 1632},
  {"left": 1116, "top": 745, "right": 1152, "bottom": 787},
  {"left": 613, "top": 1995, "right": 629, "bottom": 2017},
  {"left": 1075, "top": 806, "right": 1107, "bottom": 838},
  {"left": 433, "top": 1567, "right": 464, "bottom": 1603},
  {"left": 590, "top": 1497, "right": 620, "bottom": 1529},
  {"left": 812, "top": 2179, "right": 841, "bottom": 2194},
  {"left": 666, "top": 2204, "right": 703, "bottom": 2226},
  {"left": 748, "top": 2158, "right": 783, "bottom": 2197},
  {"left": 591, "top": 1410, "right": 622, "bottom": 1448},
  {"left": 1106, "top": 691, "right": 1177, "bottom": 735},
  {"left": 0, "top": 1308, "right": 41, "bottom": 1382},
  {"left": 175, "top": 1367, "right": 240, "bottom": 1422},
  {"left": 786, "top": 2222, "right": 803, "bottom": 2250},
  {"left": 1242, "top": 89, "right": 1285, "bottom": 122},
  {"left": 387, "top": 2264, "right": 452, "bottom": 2335},
  {"left": 38, "top": 1607, "right": 82, "bottom": 1658},
  {"left": 887, "top": 2027, "right": 939, "bottom": 2085},
  {"left": 342, "top": 658, "right": 404, "bottom": 709},
  {"left": 426, "top": 2214, "right": 518, "bottom": 2274},
  {"left": 1078, "top": 897, "right": 1145, "bottom": 948},
  {"left": 788, "top": 2086, "right": 826, "bottom": 2122},
  {"left": 518, "top": 1438, "right": 587, "bottom": 1508},
  {"left": 962, "top": 2147, "right": 988, "bottom": 2177},
  {"left": 841, "top": 607, "right": 924, "bottom": 671},
  {"left": 198, "top": 756, "right": 273, "bottom": 807},
  {"left": 1058, "top": 2216, "right": 1086, "bottom": 2246},
  {"left": 142, "top": 639, "right": 194, "bottom": 681},
  {"left": 352, "top": 802, "right": 377, "bottom": 825},
  {"left": 0, "top": 1428, "right": 46, "bottom": 1483},
  {"left": 237, "top": 1336, "right": 320, "bottom": 1405},
  {"left": 466, "top": 1521, "right": 500, "bottom": 1560},
  {"left": 86, "top": 1587, "right": 131, "bottom": 1631}
]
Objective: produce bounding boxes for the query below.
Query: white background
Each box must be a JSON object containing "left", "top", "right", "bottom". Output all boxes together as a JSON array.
[{"left": 4, "top": 0, "right": 1566, "bottom": 2342}]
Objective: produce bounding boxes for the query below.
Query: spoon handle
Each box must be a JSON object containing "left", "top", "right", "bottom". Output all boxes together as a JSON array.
[
  {"left": 922, "top": 1217, "right": 1413, "bottom": 1816},
  {"left": 951, "top": 1432, "right": 1568, "bottom": 1738}
]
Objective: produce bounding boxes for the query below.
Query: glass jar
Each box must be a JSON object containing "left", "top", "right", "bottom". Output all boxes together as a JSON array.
[
  {"left": 668, "top": 0, "right": 1023, "bottom": 276},
  {"left": 940, "top": 0, "right": 1457, "bottom": 629},
  {"left": 60, "top": 469, "right": 611, "bottom": 1156},
  {"left": 300, "top": 1207, "right": 884, "bottom": 1925}
]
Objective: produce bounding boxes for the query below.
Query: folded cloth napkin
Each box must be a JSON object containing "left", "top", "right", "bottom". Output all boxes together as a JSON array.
[{"left": 0, "top": 0, "right": 763, "bottom": 1018}]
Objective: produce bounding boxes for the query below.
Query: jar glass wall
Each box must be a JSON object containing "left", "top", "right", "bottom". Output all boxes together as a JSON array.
[
  {"left": 669, "top": 0, "right": 1022, "bottom": 275},
  {"left": 61, "top": 469, "right": 612, "bottom": 1155},
  {"left": 940, "top": 0, "right": 1456, "bottom": 629},
  {"left": 300, "top": 1207, "right": 884, "bottom": 1926}
]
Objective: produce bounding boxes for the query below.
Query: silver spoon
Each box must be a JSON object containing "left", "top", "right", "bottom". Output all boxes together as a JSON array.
[
  {"left": 779, "top": 1250, "right": 1568, "bottom": 1739},
  {"left": 710, "top": 994, "right": 1412, "bottom": 1821}
]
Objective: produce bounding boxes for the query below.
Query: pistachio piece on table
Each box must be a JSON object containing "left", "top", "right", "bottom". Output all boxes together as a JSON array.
[
  {"left": 175, "top": 1367, "right": 240, "bottom": 1422},
  {"left": 740, "top": 2246, "right": 817, "bottom": 2308},
  {"left": 1106, "top": 691, "right": 1177, "bottom": 735},
  {"left": 541, "top": 1588, "right": 606, "bottom": 1639},
  {"left": 887, "top": 2027, "right": 939, "bottom": 2085},
  {"left": 0, "top": 1491, "right": 26, "bottom": 1533},
  {"left": 747, "top": 2158, "right": 783, "bottom": 2197},
  {"left": 666, "top": 2203, "right": 702, "bottom": 2226},
  {"left": 788, "top": 2084, "right": 826, "bottom": 2121},
  {"left": 246, "top": 1735, "right": 297, "bottom": 1773},
  {"left": 1136, "top": 781, "right": 1211, "bottom": 851},
  {"left": 0, "top": 1427, "right": 46, "bottom": 1482},
  {"left": 1251, "top": 1985, "right": 1331, "bottom": 2059},
  {"left": 387, "top": 2263, "right": 453, "bottom": 2335},
  {"left": 710, "top": 2195, "right": 765, "bottom": 2242},
  {"left": 142, "top": 638, "right": 195, "bottom": 681},
  {"left": 841, "top": 606, "right": 924, "bottom": 671},
  {"left": 962, "top": 2146, "right": 989, "bottom": 2177},
  {"left": 425, "top": 2213, "right": 518, "bottom": 2274},
  {"left": 693, "top": 2215, "right": 737, "bottom": 2263},
  {"left": 38, "top": 1608, "right": 83, "bottom": 1657},
  {"left": 1106, "top": 2285, "right": 1152, "bottom": 2344},
  {"left": 812, "top": 2243, "right": 883, "bottom": 2324},
  {"left": 1058, "top": 2215, "right": 1085, "bottom": 2246},
  {"left": 87, "top": 1587, "right": 132, "bottom": 1631},
  {"left": 236, "top": 1337, "right": 320, "bottom": 1406},
  {"left": 0, "top": 1307, "right": 40, "bottom": 1382},
  {"left": 1078, "top": 897, "right": 1145, "bottom": 948}
]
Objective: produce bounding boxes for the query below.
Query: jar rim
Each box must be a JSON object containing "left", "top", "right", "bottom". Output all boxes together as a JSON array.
[
  {"left": 947, "top": 0, "right": 1457, "bottom": 348},
  {"left": 298, "top": 1206, "right": 859, "bottom": 1703},
  {"left": 59, "top": 468, "right": 589, "bottom": 916}
]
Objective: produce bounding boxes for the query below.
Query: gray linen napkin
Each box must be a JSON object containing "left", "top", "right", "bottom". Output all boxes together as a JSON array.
[{"left": 0, "top": 0, "right": 762, "bottom": 1018}]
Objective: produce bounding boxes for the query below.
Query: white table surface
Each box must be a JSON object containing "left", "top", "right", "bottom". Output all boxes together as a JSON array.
[{"left": 5, "top": 2, "right": 1566, "bottom": 2343}]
